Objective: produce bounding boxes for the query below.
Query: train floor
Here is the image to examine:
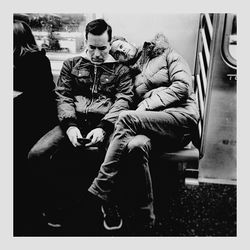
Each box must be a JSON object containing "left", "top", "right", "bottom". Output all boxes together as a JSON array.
[{"left": 14, "top": 166, "right": 236, "bottom": 237}]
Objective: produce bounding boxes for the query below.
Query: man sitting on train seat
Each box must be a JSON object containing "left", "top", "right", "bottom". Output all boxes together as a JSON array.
[
  {"left": 87, "top": 34, "right": 199, "bottom": 233},
  {"left": 27, "top": 19, "right": 134, "bottom": 228}
]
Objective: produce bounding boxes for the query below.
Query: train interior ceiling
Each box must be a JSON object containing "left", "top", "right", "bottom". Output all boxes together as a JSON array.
[{"left": 13, "top": 13, "right": 237, "bottom": 236}]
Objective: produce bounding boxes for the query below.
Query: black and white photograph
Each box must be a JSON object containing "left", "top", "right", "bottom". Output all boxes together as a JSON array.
[
  {"left": 2, "top": 0, "right": 246, "bottom": 247},
  {"left": 12, "top": 11, "right": 237, "bottom": 238}
]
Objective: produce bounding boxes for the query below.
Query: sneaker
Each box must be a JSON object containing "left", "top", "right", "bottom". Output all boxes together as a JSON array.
[{"left": 101, "top": 203, "right": 123, "bottom": 230}]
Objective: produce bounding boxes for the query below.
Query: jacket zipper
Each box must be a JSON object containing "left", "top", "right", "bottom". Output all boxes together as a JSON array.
[{"left": 85, "top": 64, "right": 97, "bottom": 116}]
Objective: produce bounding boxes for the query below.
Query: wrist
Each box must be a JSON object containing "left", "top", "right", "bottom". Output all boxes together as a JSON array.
[
  {"left": 66, "top": 126, "right": 77, "bottom": 135},
  {"left": 97, "top": 120, "right": 114, "bottom": 135}
]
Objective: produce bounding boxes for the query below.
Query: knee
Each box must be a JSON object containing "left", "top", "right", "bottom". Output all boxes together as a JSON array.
[
  {"left": 116, "top": 110, "right": 137, "bottom": 130},
  {"left": 27, "top": 139, "right": 49, "bottom": 162},
  {"left": 117, "top": 110, "right": 135, "bottom": 123},
  {"left": 27, "top": 125, "right": 63, "bottom": 162},
  {"left": 127, "top": 135, "right": 151, "bottom": 153},
  {"left": 27, "top": 143, "right": 41, "bottom": 162}
]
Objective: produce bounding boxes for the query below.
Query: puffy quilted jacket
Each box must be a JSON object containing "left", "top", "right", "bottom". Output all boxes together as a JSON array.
[
  {"left": 132, "top": 34, "right": 199, "bottom": 125},
  {"left": 56, "top": 51, "right": 134, "bottom": 133}
]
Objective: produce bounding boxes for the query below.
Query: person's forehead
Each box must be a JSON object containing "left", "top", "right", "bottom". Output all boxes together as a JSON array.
[
  {"left": 111, "top": 40, "right": 126, "bottom": 51},
  {"left": 87, "top": 32, "right": 109, "bottom": 46},
  {"left": 113, "top": 40, "right": 125, "bottom": 47}
]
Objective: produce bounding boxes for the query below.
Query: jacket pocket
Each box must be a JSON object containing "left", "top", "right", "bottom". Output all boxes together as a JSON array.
[
  {"left": 71, "top": 68, "right": 92, "bottom": 93},
  {"left": 99, "top": 73, "right": 116, "bottom": 94}
]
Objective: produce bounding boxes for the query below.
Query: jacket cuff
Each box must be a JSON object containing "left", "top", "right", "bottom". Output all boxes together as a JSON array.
[
  {"left": 60, "top": 118, "right": 78, "bottom": 132},
  {"left": 96, "top": 120, "right": 114, "bottom": 135}
]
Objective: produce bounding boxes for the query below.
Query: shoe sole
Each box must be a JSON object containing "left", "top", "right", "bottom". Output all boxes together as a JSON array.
[
  {"left": 101, "top": 206, "right": 123, "bottom": 230},
  {"left": 42, "top": 212, "right": 62, "bottom": 228},
  {"left": 47, "top": 222, "right": 62, "bottom": 228}
]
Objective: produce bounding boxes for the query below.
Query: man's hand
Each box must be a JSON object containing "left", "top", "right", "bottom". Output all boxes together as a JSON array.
[
  {"left": 85, "top": 128, "right": 106, "bottom": 147},
  {"left": 66, "top": 126, "right": 83, "bottom": 147}
]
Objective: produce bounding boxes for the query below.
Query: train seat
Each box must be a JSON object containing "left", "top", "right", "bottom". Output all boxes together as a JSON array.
[
  {"left": 156, "top": 14, "right": 218, "bottom": 185},
  {"left": 160, "top": 142, "right": 199, "bottom": 162}
]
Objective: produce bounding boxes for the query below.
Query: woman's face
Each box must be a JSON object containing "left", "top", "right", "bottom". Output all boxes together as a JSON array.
[{"left": 111, "top": 40, "right": 137, "bottom": 62}]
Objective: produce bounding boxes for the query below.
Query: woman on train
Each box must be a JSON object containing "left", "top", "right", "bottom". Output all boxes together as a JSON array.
[
  {"left": 87, "top": 33, "right": 199, "bottom": 232},
  {"left": 14, "top": 20, "right": 57, "bottom": 158},
  {"left": 13, "top": 20, "right": 57, "bottom": 232}
]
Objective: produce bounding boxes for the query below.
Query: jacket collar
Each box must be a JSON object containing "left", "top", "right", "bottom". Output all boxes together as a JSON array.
[{"left": 81, "top": 49, "right": 117, "bottom": 64}]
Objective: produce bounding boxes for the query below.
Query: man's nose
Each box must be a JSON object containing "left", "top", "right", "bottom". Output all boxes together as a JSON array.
[{"left": 94, "top": 49, "right": 101, "bottom": 57}]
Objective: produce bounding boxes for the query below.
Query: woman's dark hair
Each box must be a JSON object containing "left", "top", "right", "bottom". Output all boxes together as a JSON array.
[
  {"left": 14, "top": 20, "right": 39, "bottom": 57},
  {"left": 85, "top": 19, "right": 112, "bottom": 42}
]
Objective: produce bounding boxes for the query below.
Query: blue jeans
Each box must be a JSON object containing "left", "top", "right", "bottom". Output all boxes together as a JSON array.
[{"left": 88, "top": 110, "right": 195, "bottom": 223}]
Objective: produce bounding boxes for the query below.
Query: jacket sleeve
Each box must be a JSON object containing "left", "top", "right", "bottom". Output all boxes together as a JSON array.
[
  {"left": 55, "top": 59, "right": 78, "bottom": 131},
  {"left": 139, "top": 49, "right": 192, "bottom": 110},
  {"left": 97, "top": 65, "right": 134, "bottom": 134}
]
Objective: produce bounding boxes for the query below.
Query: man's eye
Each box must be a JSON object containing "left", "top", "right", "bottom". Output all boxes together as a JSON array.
[
  {"left": 90, "top": 46, "right": 96, "bottom": 50},
  {"left": 99, "top": 47, "right": 106, "bottom": 51}
]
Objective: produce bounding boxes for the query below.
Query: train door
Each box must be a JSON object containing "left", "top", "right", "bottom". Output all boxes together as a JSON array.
[{"left": 198, "top": 14, "right": 237, "bottom": 184}]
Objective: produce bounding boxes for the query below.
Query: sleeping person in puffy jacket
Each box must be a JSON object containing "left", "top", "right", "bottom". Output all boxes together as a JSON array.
[{"left": 88, "top": 33, "right": 199, "bottom": 233}]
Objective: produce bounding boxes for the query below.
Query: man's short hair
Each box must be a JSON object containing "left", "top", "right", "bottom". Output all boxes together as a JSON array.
[{"left": 85, "top": 19, "right": 112, "bottom": 42}]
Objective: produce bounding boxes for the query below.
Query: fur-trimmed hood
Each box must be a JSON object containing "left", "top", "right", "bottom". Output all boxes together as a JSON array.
[
  {"left": 142, "top": 33, "right": 170, "bottom": 58},
  {"left": 130, "top": 33, "right": 171, "bottom": 74},
  {"left": 136, "top": 33, "right": 170, "bottom": 67}
]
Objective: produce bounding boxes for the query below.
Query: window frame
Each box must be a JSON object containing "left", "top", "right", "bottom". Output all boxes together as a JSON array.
[{"left": 221, "top": 13, "right": 237, "bottom": 68}]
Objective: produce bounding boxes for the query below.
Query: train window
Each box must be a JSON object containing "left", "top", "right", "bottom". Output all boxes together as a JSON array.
[
  {"left": 13, "top": 13, "right": 100, "bottom": 73},
  {"left": 222, "top": 13, "right": 237, "bottom": 67}
]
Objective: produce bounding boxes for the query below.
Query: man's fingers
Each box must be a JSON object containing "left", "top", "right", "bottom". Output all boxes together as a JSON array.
[
  {"left": 86, "top": 131, "right": 93, "bottom": 140},
  {"left": 70, "top": 134, "right": 81, "bottom": 147},
  {"left": 85, "top": 135, "right": 101, "bottom": 147},
  {"left": 66, "top": 126, "right": 83, "bottom": 147},
  {"left": 85, "top": 128, "right": 105, "bottom": 147},
  {"left": 72, "top": 137, "right": 79, "bottom": 147},
  {"left": 77, "top": 131, "right": 83, "bottom": 139}
]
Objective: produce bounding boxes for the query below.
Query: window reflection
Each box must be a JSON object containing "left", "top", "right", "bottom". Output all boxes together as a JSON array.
[
  {"left": 13, "top": 13, "right": 97, "bottom": 54},
  {"left": 222, "top": 13, "right": 237, "bottom": 67},
  {"left": 229, "top": 15, "right": 237, "bottom": 61},
  {"left": 14, "top": 13, "right": 99, "bottom": 74}
]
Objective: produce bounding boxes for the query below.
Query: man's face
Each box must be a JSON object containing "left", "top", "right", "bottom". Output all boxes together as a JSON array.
[
  {"left": 86, "top": 31, "right": 111, "bottom": 64},
  {"left": 111, "top": 40, "right": 137, "bottom": 62}
]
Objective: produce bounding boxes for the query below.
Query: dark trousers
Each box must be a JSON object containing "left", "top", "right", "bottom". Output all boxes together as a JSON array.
[{"left": 27, "top": 124, "right": 107, "bottom": 213}]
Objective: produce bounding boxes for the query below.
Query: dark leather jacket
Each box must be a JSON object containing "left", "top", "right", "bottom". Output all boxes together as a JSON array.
[{"left": 56, "top": 51, "right": 134, "bottom": 134}]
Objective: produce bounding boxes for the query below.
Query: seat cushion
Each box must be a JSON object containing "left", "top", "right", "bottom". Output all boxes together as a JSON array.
[{"left": 160, "top": 143, "right": 199, "bottom": 162}]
